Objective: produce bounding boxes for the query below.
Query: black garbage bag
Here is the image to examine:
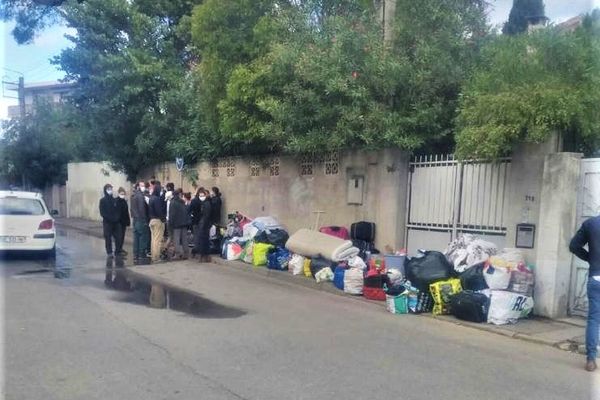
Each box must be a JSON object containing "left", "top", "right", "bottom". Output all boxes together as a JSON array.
[
  {"left": 310, "top": 256, "right": 335, "bottom": 277},
  {"left": 459, "top": 262, "right": 489, "bottom": 291},
  {"left": 254, "top": 229, "right": 290, "bottom": 248},
  {"left": 449, "top": 290, "right": 490, "bottom": 323},
  {"left": 405, "top": 251, "right": 453, "bottom": 292}
]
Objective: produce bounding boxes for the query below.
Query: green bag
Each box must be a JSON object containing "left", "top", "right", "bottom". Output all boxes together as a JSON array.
[{"left": 253, "top": 242, "right": 274, "bottom": 267}]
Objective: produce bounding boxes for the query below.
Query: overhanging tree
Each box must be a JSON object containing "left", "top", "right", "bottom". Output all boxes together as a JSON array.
[{"left": 502, "top": 0, "right": 545, "bottom": 35}]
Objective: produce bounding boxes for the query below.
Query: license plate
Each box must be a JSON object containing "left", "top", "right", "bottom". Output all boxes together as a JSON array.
[{"left": 0, "top": 236, "right": 26, "bottom": 243}]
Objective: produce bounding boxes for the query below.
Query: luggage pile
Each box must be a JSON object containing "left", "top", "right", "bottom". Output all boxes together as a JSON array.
[{"left": 219, "top": 216, "right": 536, "bottom": 326}]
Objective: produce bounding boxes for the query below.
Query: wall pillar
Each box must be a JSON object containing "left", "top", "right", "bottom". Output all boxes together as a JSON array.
[{"left": 533, "top": 152, "right": 582, "bottom": 318}]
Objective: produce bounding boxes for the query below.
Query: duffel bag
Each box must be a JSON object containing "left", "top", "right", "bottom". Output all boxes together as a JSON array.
[
  {"left": 333, "top": 266, "right": 346, "bottom": 290},
  {"left": 319, "top": 226, "right": 350, "bottom": 240},
  {"left": 350, "top": 221, "right": 376, "bottom": 242},
  {"left": 254, "top": 228, "right": 290, "bottom": 248},
  {"left": 449, "top": 290, "right": 490, "bottom": 323},
  {"left": 405, "top": 251, "right": 453, "bottom": 292}
]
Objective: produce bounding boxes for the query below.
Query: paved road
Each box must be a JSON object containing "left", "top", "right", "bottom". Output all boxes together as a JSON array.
[{"left": 1, "top": 227, "right": 595, "bottom": 400}]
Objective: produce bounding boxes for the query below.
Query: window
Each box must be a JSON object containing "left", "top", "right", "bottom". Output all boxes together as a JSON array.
[
  {"left": 269, "top": 157, "right": 280, "bottom": 176},
  {"left": 0, "top": 198, "right": 45, "bottom": 215},
  {"left": 325, "top": 151, "right": 339, "bottom": 175}
]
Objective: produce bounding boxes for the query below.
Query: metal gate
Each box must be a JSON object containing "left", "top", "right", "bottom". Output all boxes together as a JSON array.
[
  {"left": 405, "top": 155, "right": 511, "bottom": 252},
  {"left": 569, "top": 158, "right": 600, "bottom": 316}
]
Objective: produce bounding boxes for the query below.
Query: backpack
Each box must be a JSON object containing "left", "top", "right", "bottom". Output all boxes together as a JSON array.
[{"left": 350, "top": 221, "right": 376, "bottom": 242}]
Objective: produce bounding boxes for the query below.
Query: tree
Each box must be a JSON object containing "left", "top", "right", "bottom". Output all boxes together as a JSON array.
[
  {"left": 456, "top": 11, "right": 600, "bottom": 159},
  {"left": 0, "top": 101, "right": 98, "bottom": 189},
  {"left": 502, "top": 0, "right": 545, "bottom": 35}
]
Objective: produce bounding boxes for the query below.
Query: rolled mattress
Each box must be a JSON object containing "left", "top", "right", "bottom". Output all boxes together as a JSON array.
[{"left": 286, "top": 228, "right": 359, "bottom": 262}]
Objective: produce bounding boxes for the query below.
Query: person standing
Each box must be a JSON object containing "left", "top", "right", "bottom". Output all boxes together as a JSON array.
[
  {"left": 210, "top": 187, "right": 223, "bottom": 226},
  {"left": 570, "top": 214, "right": 600, "bottom": 372},
  {"left": 193, "top": 188, "right": 212, "bottom": 263},
  {"left": 148, "top": 182, "right": 166, "bottom": 262},
  {"left": 115, "top": 187, "right": 131, "bottom": 256},
  {"left": 130, "top": 181, "right": 151, "bottom": 264},
  {"left": 99, "top": 184, "right": 121, "bottom": 257},
  {"left": 169, "top": 190, "right": 190, "bottom": 260}
]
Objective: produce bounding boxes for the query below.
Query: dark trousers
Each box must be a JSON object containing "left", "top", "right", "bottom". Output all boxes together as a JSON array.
[
  {"left": 193, "top": 224, "right": 210, "bottom": 256},
  {"left": 133, "top": 220, "right": 150, "bottom": 259},
  {"left": 103, "top": 221, "right": 122, "bottom": 255}
]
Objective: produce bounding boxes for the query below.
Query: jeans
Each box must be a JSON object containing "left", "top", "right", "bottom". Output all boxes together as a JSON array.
[
  {"left": 102, "top": 221, "right": 122, "bottom": 255},
  {"left": 133, "top": 220, "right": 150, "bottom": 259},
  {"left": 149, "top": 219, "right": 165, "bottom": 262},
  {"left": 172, "top": 228, "right": 189, "bottom": 258},
  {"left": 587, "top": 277, "right": 600, "bottom": 361}
]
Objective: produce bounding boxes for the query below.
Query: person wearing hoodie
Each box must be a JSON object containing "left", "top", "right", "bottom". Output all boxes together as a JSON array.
[
  {"left": 130, "top": 181, "right": 150, "bottom": 263},
  {"left": 148, "top": 182, "right": 166, "bottom": 262},
  {"left": 115, "top": 187, "right": 131, "bottom": 256},
  {"left": 99, "top": 183, "right": 121, "bottom": 257},
  {"left": 169, "top": 189, "right": 190, "bottom": 260}
]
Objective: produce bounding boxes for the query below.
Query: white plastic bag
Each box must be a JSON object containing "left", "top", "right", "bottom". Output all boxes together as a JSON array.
[
  {"left": 486, "top": 290, "right": 534, "bottom": 325},
  {"left": 387, "top": 268, "right": 403, "bottom": 287},
  {"left": 483, "top": 263, "right": 511, "bottom": 290},
  {"left": 344, "top": 268, "right": 364, "bottom": 295},
  {"left": 348, "top": 256, "right": 367, "bottom": 270},
  {"left": 315, "top": 267, "right": 334, "bottom": 283},
  {"left": 289, "top": 254, "right": 305, "bottom": 276}
]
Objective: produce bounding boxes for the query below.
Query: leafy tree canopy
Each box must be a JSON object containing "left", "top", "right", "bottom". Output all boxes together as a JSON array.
[
  {"left": 503, "top": 0, "right": 545, "bottom": 35},
  {"left": 456, "top": 10, "right": 600, "bottom": 159}
]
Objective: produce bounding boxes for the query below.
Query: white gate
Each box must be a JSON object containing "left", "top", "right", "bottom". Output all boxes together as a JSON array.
[
  {"left": 405, "top": 155, "right": 511, "bottom": 252},
  {"left": 569, "top": 158, "right": 600, "bottom": 316}
]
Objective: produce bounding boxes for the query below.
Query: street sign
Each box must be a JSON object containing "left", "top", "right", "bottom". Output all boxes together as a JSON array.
[{"left": 175, "top": 157, "right": 184, "bottom": 172}]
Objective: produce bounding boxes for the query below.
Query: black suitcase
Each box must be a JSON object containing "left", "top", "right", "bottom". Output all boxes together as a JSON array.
[
  {"left": 350, "top": 221, "right": 376, "bottom": 242},
  {"left": 449, "top": 290, "right": 490, "bottom": 323}
]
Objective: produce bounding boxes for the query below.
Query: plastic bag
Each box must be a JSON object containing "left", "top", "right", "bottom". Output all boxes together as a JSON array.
[
  {"left": 508, "top": 264, "right": 535, "bottom": 296},
  {"left": 386, "top": 293, "right": 409, "bottom": 314},
  {"left": 343, "top": 268, "right": 364, "bottom": 295},
  {"left": 429, "top": 278, "right": 462, "bottom": 315},
  {"left": 303, "top": 258, "right": 312, "bottom": 278},
  {"left": 315, "top": 267, "right": 334, "bottom": 283},
  {"left": 405, "top": 251, "right": 453, "bottom": 292},
  {"left": 253, "top": 243, "right": 274, "bottom": 267},
  {"left": 289, "top": 254, "right": 305, "bottom": 275},
  {"left": 486, "top": 290, "right": 534, "bottom": 325},
  {"left": 459, "top": 262, "right": 488, "bottom": 291},
  {"left": 483, "top": 262, "right": 511, "bottom": 290},
  {"left": 240, "top": 241, "right": 254, "bottom": 264},
  {"left": 387, "top": 268, "right": 403, "bottom": 287},
  {"left": 267, "top": 247, "right": 291, "bottom": 270},
  {"left": 226, "top": 242, "right": 244, "bottom": 261},
  {"left": 348, "top": 255, "right": 367, "bottom": 270}
]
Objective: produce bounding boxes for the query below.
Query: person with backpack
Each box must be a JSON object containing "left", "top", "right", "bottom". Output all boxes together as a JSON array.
[
  {"left": 99, "top": 184, "right": 121, "bottom": 257},
  {"left": 570, "top": 214, "right": 600, "bottom": 372}
]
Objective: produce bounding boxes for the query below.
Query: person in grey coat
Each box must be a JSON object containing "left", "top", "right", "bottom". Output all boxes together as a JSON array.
[
  {"left": 168, "top": 189, "right": 190, "bottom": 260},
  {"left": 130, "top": 181, "right": 151, "bottom": 264}
]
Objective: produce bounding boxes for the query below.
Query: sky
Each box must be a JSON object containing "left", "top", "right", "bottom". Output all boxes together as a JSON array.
[{"left": 0, "top": 0, "right": 598, "bottom": 118}]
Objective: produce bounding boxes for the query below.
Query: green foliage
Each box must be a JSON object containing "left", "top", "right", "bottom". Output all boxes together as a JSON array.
[
  {"left": 456, "top": 13, "right": 600, "bottom": 159},
  {"left": 0, "top": 102, "right": 98, "bottom": 189},
  {"left": 503, "top": 0, "right": 545, "bottom": 35},
  {"left": 0, "top": 0, "right": 66, "bottom": 44}
]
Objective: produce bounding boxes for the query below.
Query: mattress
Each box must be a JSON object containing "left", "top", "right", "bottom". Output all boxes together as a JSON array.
[{"left": 286, "top": 228, "right": 359, "bottom": 262}]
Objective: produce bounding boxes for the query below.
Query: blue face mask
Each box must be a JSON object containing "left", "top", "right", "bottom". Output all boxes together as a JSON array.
[{"left": 106, "top": 189, "right": 113, "bottom": 196}]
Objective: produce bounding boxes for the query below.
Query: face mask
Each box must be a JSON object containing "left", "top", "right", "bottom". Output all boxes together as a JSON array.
[
  {"left": 106, "top": 189, "right": 113, "bottom": 196},
  {"left": 139, "top": 186, "right": 146, "bottom": 192},
  {"left": 199, "top": 196, "right": 206, "bottom": 201},
  {"left": 119, "top": 194, "right": 125, "bottom": 199}
]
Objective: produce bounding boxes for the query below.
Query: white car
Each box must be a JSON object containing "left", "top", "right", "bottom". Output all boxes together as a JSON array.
[{"left": 0, "top": 191, "right": 57, "bottom": 257}]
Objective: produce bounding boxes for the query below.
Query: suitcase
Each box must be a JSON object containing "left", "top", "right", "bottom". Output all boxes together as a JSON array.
[
  {"left": 350, "top": 221, "right": 376, "bottom": 242},
  {"left": 449, "top": 290, "right": 490, "bottom": 323},
  {"left": 319, "top": 226, "right": 350, "bottom": 240}
]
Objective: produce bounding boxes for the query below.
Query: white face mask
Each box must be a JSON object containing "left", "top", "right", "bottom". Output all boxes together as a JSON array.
[
  {"left": 139, "top": 186, "right": 146, "bottom": 192},
  {"left": 119, "top": 194, "right": 125, "bottom": 199},
  {"left": 106, "top": 189, "right": 113, "bottom": 196},
  {"left": 199, "top": 196, "right": 206, "bottom": 201}
]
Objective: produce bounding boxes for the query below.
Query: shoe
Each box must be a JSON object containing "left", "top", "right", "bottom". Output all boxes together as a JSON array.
[
  {"left": 117, "top": 250, "right": 128, "bottom": 256},
  {"left": 107, "top": 253, "right": 114, "bottom": 258},
  {"left": 586, "top": 359, "right": 597, "bottom": 372}
]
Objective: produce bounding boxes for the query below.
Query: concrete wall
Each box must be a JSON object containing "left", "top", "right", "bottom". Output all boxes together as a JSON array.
[
  {"left": 42, "top": 184, "right": 66, "bottom": 217},
  {"left": 66, "top": 162, "right": 131, "bottom": 221},
  {"left": 139, "top": 149, "right": 410, "bottom": 252}
]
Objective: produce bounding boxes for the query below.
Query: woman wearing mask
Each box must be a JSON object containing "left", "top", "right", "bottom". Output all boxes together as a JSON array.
[
  {"left": 116, "top": 187, "right": 131, "bottom": 256},
  {"left": 193, "top": 188, "right": 212, "bottom": 262},
  {"left": 210, "top": 187, "right": 222, "bottom": 227},
  {"left": 168, "top": 190, "right": 190, "bottom": 260}
]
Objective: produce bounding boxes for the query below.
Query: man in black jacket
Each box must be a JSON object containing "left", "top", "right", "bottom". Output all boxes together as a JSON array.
[
  {"left": 99, "top": 184, "right": 121, "bottom": 257},
  {"left": 130, "top": 181, "right": 150, "bottom": 263},
  {"left": 169, "top": 190, "right": 190, "bottom": 260},
  {"left": 570, "top": 214, "right": 600, "bottom": 372},
  {"left": 148, "top": 182, "right": 166, "bottom": 262}
]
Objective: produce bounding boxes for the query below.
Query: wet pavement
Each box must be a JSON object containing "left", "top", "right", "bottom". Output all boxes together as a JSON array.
[{"left": 1, "top": 226, "right": 596, "bottom": 400}]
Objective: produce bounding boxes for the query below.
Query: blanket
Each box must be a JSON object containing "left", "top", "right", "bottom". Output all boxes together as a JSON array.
[{"left": 286, "top": 228, "right": 359, "bottom": 262}]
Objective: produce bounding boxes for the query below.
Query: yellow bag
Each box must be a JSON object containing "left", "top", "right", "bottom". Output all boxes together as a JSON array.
[
  {"left": 430, "top": 278, "right": 462, "bottom": 315},
  {"left": 253, "top": 243, "right": 274, "bottom": 267},
  {"left": 303, "top": 258, "right": 312, "bottom": 278}
]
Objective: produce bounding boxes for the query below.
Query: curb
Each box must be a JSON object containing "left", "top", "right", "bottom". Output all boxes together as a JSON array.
[{"left": 56, "top": 219, "right": 584, "bottom": 354}]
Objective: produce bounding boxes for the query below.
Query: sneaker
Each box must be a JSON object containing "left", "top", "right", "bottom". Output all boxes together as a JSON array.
[{"left": 586, "top": 359, "right": 597, "bottom": 372}]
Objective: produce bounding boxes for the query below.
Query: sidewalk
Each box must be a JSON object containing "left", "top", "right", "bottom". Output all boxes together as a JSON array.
[{"left": 56, "top": 217, "right": 586, "bottom": 355}]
